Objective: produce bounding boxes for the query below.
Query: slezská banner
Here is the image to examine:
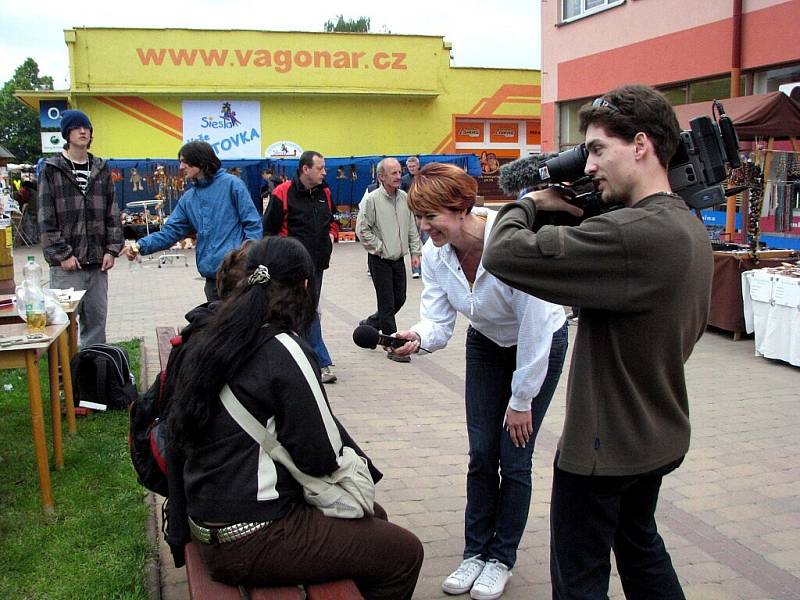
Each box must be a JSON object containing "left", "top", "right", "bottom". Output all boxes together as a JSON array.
[{"left": 182, "top": 100, "right": 262, "bottom": 159}]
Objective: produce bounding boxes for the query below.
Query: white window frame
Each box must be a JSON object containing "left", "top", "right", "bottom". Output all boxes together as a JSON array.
[{"left": 561, "top": 0, "right": 625, "bottom": 24}]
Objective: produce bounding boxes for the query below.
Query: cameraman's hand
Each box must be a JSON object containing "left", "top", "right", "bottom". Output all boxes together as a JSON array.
[{"left": 522, "top": 188, "right": 584, "bottom": 218}]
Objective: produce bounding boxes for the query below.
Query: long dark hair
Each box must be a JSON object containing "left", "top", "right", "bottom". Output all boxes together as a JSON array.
[
  {"left": 167, "top": 236, "right": 316, "bottom": 446},
  {"left": 178, "top": 141, "right": 221, "bottom": 178}
]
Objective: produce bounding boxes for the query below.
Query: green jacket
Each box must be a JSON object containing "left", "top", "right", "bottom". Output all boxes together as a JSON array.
[
  {"left": 484, "top": 193, "right": 712, "bottom": 476},
  {"left": 356, "top": 186, "right": 421, "bottom": 260}
]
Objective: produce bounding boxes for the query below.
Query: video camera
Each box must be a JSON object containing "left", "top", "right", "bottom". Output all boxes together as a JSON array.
[{"left": 502, "top": 100, "right": 741, "bottom": 213}]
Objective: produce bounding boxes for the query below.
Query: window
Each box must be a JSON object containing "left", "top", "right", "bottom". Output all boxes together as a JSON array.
[
  {"left": 689, "top": 77, "right": 731, "bottom": 103},
  {"left": 558, "top": 99, "right": 589, "bottom": 150},
  {"left": 753, "top": 63, "right": 800, "bottom": 94},
  {"left": 562, "top": 0, "right": 624, "bottom": 22}
]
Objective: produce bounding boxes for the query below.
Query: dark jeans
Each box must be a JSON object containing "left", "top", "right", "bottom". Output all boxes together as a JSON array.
[
  {"left": 193, "top": 502, "right": 423, "bottom": 600},
  {"left": 463, "top": 323, "right": 568, "bottom": 567},
  {"left": 303, "top": 268, "right": 333, "bottom": 368},
  {"left": 364, "top": 254, "right": 407, "bottom": 335},
  {"left": 204, "top": 277, "right": 219, "bottom": 302},
  {"left": 550, "top": 456, "right": 685, "bottom": 600}
]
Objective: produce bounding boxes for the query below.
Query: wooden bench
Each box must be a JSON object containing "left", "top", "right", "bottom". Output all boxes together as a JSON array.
[
  {"left": 155, "top": 325, "right": 179, "bottom": 372},
  {"left": 155, "top": 327, "right": 363, "bottom": 600}
]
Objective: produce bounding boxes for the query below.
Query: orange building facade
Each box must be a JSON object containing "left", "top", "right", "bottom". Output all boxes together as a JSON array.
[{"left": 540, "top": 0, "right": 800, "bottom": 151}]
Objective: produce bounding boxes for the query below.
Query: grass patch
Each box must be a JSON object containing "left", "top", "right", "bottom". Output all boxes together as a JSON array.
[{"left": 0, "top": 339, "right": 152, "bottom": 600}]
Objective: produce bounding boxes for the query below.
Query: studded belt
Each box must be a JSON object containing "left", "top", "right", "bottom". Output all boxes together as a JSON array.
[{"left": 188, "top": 517, "right": 271, "bottom": 545}]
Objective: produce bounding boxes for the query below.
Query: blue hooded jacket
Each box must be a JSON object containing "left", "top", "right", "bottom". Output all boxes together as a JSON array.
[{"left": 138, "top": 169, "right": 261, "bottom": 277}]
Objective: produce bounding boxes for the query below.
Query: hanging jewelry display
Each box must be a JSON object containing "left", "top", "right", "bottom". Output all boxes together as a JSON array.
[{"left": 745, "top": 160, "right": 763, "bottom": 262}]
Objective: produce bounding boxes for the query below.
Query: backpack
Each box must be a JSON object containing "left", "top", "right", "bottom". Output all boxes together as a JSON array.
[
  {"left": 129, "top": 369, "right": 171, "bottom": 496},
  {"left": 128, "top": 330, "right": 191, "bottom": 496},
  {"left": 70, "top": 344, "right": 137, "bottom": 411}
]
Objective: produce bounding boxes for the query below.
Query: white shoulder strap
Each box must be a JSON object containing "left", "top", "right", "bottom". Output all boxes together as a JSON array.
[
  {"left": 273, "top": 333, "right": 343, "bottom": 454},
  {"left": 220, "top": 384, "right": 314, "bottom": 485}
]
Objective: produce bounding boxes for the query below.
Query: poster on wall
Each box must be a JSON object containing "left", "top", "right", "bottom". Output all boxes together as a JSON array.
[
  {"left": 182, "top": 100, "right": 261, "bottom": 159},
  {"left": 40, "top": 100, "right": 68, "bottom": 153},
  {"left": 468, "top": 149, "right": 519, "bottom": 201},
  {"left": 41, "top": 132, "right": 65, "bottom": 153}
]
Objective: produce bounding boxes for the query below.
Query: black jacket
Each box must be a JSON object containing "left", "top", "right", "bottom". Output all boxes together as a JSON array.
[{"left": 262, "top": 179, "right": 337, "bottom": 271}]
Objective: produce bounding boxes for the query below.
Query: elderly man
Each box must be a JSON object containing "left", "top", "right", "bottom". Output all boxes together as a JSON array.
[{"left": 356, "top": 157, "right": 421, "bottom": 361}]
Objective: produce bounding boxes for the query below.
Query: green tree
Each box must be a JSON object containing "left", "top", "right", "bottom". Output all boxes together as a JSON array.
[
  {"left": 324, "top": 15, "right": 371, "bottom": 32},
  {"left": 0, "top": 58, "right": 54, "bottom": 163}
]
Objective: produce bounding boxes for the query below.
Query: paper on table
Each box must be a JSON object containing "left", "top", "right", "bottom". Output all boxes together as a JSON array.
[
  {"left": 773, "top": 277, "right": 800, "bottom": 308},
  {"left": 747, "top": 276, "right": 773, "bottom": 303}
]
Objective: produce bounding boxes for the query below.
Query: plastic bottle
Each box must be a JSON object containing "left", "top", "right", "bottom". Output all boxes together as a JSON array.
[{"left": 22, "top": 256, "right": 46, "bottom": 334}]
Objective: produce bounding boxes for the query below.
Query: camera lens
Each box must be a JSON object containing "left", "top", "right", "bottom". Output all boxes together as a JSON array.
[{"left": 540, "top": 144, "right": 589, "bottom": 183}]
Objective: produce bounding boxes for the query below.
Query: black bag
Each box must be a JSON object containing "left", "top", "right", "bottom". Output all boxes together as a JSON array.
[
  {"left": 128, "top": 330, "right": 191, "bottom": 496},
  {"left": 70, "top": 344, "right": 137, "bottom": 411},
  {"left": 129, "top": 371, "right": 170, "bottom": 496}
]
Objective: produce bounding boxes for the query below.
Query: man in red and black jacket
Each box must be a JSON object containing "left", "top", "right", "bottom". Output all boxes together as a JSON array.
[{"left": 262, "top": 151, "right": 339, "bottom": 383}]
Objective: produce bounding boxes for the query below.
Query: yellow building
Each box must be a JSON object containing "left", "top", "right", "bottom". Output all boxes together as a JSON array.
[{"left": 18, "top": 28, "right": 540, "bottom": 168}]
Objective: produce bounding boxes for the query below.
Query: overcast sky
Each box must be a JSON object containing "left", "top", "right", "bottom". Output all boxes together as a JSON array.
[{"left": 0, "top": 0, "right": 542, "bottom": 87}]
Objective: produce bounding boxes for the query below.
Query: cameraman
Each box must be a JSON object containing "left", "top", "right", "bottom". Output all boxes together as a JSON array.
[{"left": 484, "top": 84, "right": 712, "bottom": 599}]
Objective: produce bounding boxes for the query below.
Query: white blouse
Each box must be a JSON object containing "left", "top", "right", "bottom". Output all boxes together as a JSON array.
[{"left": 411, "top": 208, "right": 566, "bottom": 411}]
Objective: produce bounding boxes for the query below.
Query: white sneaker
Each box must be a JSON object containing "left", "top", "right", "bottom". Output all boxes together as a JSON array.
[
  {"left": 320, "top": 366, "right": 337, "bottom": 384},
  {"left": 470, "top": 559, "right": 510, "bottom": 600},
  {"left": 442, "top": 555, "right": 485, "bottom": 595}
]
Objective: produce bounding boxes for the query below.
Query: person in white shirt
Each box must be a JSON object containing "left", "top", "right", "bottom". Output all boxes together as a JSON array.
[{"left": 392, "top": 162, "right": 567, "bottom": 600}]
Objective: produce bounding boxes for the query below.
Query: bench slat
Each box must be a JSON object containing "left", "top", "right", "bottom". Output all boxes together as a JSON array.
[
  {"left": 249, "top": 585, "right": 305, "bottom": 599},
  {"left": 306, "top": 579, "right": 364, "bottom": 600},
  {"left": 184, "top": 541, "right": 241, "bottom": 600},
  {"left": 155, "top": 326, "right": 178, "bottom": 372}
]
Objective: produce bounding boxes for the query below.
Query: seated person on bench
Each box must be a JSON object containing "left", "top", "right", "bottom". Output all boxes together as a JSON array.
[{"left": 164, "top": 236, "right": 423, "bottom": 600}]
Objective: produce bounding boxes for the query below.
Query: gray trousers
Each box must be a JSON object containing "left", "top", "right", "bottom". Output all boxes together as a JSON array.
[{"left": 49, "top": 265, "right": 108, "bottom": 347}]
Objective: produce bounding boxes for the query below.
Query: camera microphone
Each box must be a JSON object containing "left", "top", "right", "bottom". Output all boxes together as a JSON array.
[{"left": 498, "top": 156, "right": 544, "bottom": 195}]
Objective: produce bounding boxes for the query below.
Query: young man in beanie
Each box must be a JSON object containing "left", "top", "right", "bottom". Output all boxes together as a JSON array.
[{"left": 38, "top": 109, "right": 124, "bottom": 347}]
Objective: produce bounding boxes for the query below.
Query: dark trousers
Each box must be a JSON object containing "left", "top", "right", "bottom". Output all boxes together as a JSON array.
[
  {"left": 364, "top": 254, "right": 407, "bottom": 335},
  {"left": 204, "top": 277, "right": 219, "bottom": 302},
  {"left": 550, "top": 456, "right": 685, "bottom": 600},
  {"left": 194, "top": 502, "right": 423, "bottom": 600}
]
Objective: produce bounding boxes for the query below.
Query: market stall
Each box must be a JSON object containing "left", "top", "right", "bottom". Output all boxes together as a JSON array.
[
  {"left": 742, "top": 264, "right": 800, "bottom": 367},
  {"left": 708, "top": 249, "right": 798, "bottom": 338},
  {"left": 105, "top": 154, "right": 481, "bottom": 216},
  {"left": 674, "top": 92, "right": 800, "bottom": 249}
]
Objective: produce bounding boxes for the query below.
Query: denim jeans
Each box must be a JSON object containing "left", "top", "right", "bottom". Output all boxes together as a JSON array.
[
  {"left": 411, "top": 230, "right": 429, "bottom": 276},
  {"left": 463, "top": 323, "right": 568, "bottom": 567},
  {"left": 303, "top": 268, "right": 332, "bottom": 368},
  {"left": 550, "top": 455, "right": 685, "bottom": 600}
]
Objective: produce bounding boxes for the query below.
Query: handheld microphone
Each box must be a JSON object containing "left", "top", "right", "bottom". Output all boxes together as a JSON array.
[{"left": 352, "top": 325, "right": 407, "bottom": 349}]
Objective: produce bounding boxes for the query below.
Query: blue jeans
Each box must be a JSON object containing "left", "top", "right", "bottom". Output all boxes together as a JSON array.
[
  {"left": 304, "top": 268, "right": 332, "bottom": 368},
  {"left": 463, "top": 323, "right": 568, "bottom": 567},
  {"left": 411, "top": 230, "right": 429, "bottom": 276}
]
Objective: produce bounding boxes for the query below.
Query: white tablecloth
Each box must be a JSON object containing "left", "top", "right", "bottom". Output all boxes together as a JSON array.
[{"left": 742, "top": 270, "right": 800, "bottom": 367}]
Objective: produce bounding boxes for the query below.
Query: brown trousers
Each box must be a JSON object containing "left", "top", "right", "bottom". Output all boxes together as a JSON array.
[{"left": 193, "top": 502, "right": 423, "bottom": 600}]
